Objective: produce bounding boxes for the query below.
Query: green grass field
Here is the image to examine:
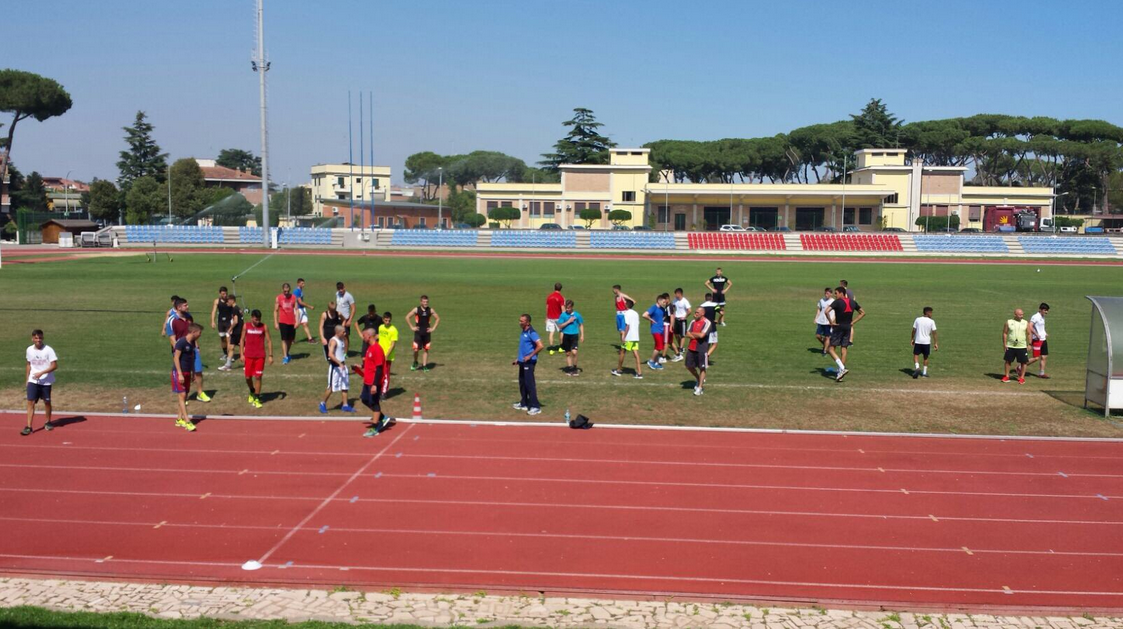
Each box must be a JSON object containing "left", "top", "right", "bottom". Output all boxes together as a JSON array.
[{"left": 2, "top": 251, "right": 1121, "bottom": 437}]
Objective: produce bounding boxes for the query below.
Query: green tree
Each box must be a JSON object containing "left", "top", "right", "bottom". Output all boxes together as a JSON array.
[
  {"left": 608, "top": 209, "right": 632, "bottom": 226},
  {"left": 117, "top": 111, "right": 168, "bottom": 190},
  {"left": 850, "top": 98, "right": 903, "bottom": 149},
  {"left": 199, "top": 186, "right": 236, "bottom": 208},
  {"left": 579, "top": 207, "right": 602, "bottom": 228},
  {"left": 403, "top": 151, "right": 446, "bottom": 200},
  {"left": 124, "top": 175, "right": 163, "bottom": 224},
  {"left": 0, "top": 69, "right": 73, "bottom": 190},
  {"left": 445, "top": 187, "right": 477, "bottom": 224},
  {"left": 487, "top": 205, "right": 520, "bottom": 228},
  {"left": 446, "top": 151, "right": 526, "bottom": 187},
  {"left": 461, "top": 212, "right": 486, "bottom": 228},
  {"left": 11, "top": 170, "right": 48, "bottom": 212},
  {"left": 252, "top": 203, "right": 280, "bottom": 227},
  {"left": 261, "top": 187, "right": 313, "bottom": 217},
  {"left": 540, "top": 107, "right": 616, "bottom": 172},
  {"left": 168, "top": 158, "right": 206, "bottom": 219},
  {"left": 208, "top": 192, "right": 253, "bottom": 227},
  {"left": 84, "top": 179, "right": 121, "bottom": 221},
  {"left": 915, "top": 214, "right": 960, "bottom": 232},
  {"left": 215, "top": 148, "right": 261, "bottom": 175}
]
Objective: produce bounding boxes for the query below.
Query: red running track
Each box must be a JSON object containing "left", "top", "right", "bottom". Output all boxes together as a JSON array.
[{"left": 2, "top": 410, "right": 1123, "bottom": 612}]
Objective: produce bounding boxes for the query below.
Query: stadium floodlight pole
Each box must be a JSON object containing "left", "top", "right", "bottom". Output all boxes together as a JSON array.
[
  {"left": 166, "top": 164, "right": 172, "bottom": 222},
  {"left": 840, "top": 153, "right": 847, "bottom": 231},
  {"left": 369, "top": 90, "right": 374, "bottom": 225},
  {"left": 252, "top": 0, "right": 271, "bottom": 247},
  {"left": 437, "top": 167, "right": 443, "bottom": 229},
  {"left": 348, "top": 91, "right": 354, "bottom": 230},
  {"left": 63, "top": 170, "right": 72, "bottom": 217},
  {"left": 359, "top": 91, "right": 365, "bottom": 228}
]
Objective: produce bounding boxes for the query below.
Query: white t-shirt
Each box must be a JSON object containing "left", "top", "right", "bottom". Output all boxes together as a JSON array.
[
  {"left": 672, "top": 297, "right": 692, "bottom": 319},
  {"left": 1030, "top": 312, "right": 1047, "bottom": 341},
  {"left": 816, "top": 297, "right": 834, "bottom": 325},
  {"left": 336, "top": 291, "right": 355, "bottom": 320},
  {"left": 912, "top": 317, "right": 937, "bottom": 345},
  {"left": 622, "top": 309, "right": 640, "bottom": 342},
  {"left": 27, "top": 344, "right": 58, "bottom": 385}
]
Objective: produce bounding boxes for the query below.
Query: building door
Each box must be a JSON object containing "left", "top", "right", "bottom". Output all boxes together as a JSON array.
[
  {"left": 795, "top": 207, "right": 824, "bottom": 231},
  {"left": 703, "top": 207, "right": 731, "bottom": 231},
  {"left": 674, "top": 213, "right": 686, "bottom": 231},
  {"left": 750, "top": 207, "right": 778, "bottom": 230}
]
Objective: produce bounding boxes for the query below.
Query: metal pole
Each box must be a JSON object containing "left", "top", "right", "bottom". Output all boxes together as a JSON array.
[
  {"left": 359, "top": 91, "right": 365, "bottom": 228},
  {"left": 63, "top": 170, "right": 71, "bottom": 217},
  {"left": 167, "top": 165, "right": 172, "bottom": 222},
  {"left": 841, "top": 154, "right": 847, "bottom": 230},
  {"left": 348, "top": 92, "right": 354, "bottom": 229},
  {"left": 369, "top": 90, "right": 374, "bottom": 226},
  {"left": 254, "top": 0, "right": 271, "bottom": 246},
  {"left": 438, "top": 168, "right": 443, "bottom": 229}
]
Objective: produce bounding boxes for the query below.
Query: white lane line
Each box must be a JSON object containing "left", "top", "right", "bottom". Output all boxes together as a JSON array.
[
  {"left": 3, "top": 551, "right": 1123, "bottom": 598},
  {"left": 7, "top": 408, "right": 1120, "bottom": 443},
  {"left": 4, "top": 515, "right": 1123, "bottom": 558},
  {"left": 3, "top": 487, "right": 1120, "bottom": 525},
  {"left": 253, "top": 423, "right": 415, "bottom": 564}
]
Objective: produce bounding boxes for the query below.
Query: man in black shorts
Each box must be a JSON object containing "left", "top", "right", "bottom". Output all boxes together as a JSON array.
[
  {"left": 224, "top": 294, "right": 242, "bottom": 368},
  {"left": 355, "top": 303, "right": 380, "bottom": 356},
  {"left": 684, "top": 307, "right": 712, "bottom": 396},
  {"left": 826, "top": 286, "right": 865, "bottom": 382},
  {"left": 210, "top": 286, "right": 233, "bottom": 369},
  {"left": 705, "top": 268, "right": 732, "bottom": 327},
  {"left": 406, "top": 295, "right": 440, "bottom": 372}
]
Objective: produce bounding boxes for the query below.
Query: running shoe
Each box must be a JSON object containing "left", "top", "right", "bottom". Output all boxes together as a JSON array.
[
  {"left": 20, "top": 426, "right": 31, "bottom": 436},
  {"left": 653, "top": 363, "right": 664, "bottom": 370},
  {"left": 318, "top": 402, "right": 328, "bottom": 414},
  {"left": 44, "top": 421, "right": 54, "bottom": 432},
  {"left": 567, "top": 370, "right": 580, "bottom": 377},
  {"left": 362, "top": 427, "right": 380, "bottom": 438},
  {"left": 1000, "top": 376, "right": 1011, "bottom": 383},
  {"left": 610, "top": 369, "right": 622, "bottom": 377},
  {"left": 196, "top": 391, "right": 212, "bottom": 403},
  {"left": 658, "top": 356, "right": 667, "bottom": 364},
  {"left": 1038, "top": 373, "right": 1050, "bottom": 379},
  {"left": 671, "top": 354, "right": 683, "bottom": 362},
  {"left": 835, "top": 368, "right": 849, "bottom": 382},
  {"left": 248, "top": 394, "right": 257, "bottom": 404},
  {"left": 720, "top": 321, "right": 726, "bottom": 327},
  {"left": 422, "top": 366, "right": 430, "bottom": 372},
  {"left": 647, "top": 360, "right": 658, "bottom": 370},
  {"left": 912, "top": 370, "right": 919, "bottom": 379},
  {"left": 251, "top": 397, "right": 263, "bottom": 409},
  {"left": 634, "top": 374, "right": 644, "bottom": 380},
  {"left": 526, "top": 408, "right": 542, "bottom": 416},
  {"left": 282, "top": 356, "right": 291, "bottom": 365},
  {"left": 548, "top": 349, "right": 556, "bottom": 355},
  {"left": 921, "top": 373, "right": 930, "bottom": 378},
  {"left": 379, "top": 415, "right": 393, "bottom": 431},
  {"left": 341, "top": 404, "right": 356, "bottom": 413},
  {"left": 1018, "top": 377, "right": 1026, "bottom": 384},
  {"left": 693, "top": 387, "right": 703, "bottom": 396},
  {"left": 410, "top": 363, "right": 418, "bottom": 371},
  {"left": 512, "top": 403, "right": 528, "bottom": 410},
  {"left": 217, "top": 364, "right": 230, "bottom": 372},
  {"left": 175, "top": 418, "right": 196, "bottom": 432}
]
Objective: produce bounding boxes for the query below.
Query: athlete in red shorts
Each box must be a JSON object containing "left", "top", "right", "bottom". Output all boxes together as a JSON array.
[{"left": 239, "top": 309, "right": 274, "bottom": 408}]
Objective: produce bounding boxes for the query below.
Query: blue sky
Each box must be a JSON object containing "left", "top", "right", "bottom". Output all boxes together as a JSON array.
[{"left": 6, "top": 0, "right": 1123, "bottom": 185}]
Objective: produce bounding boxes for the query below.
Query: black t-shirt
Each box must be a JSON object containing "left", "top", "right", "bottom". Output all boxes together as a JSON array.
[
  {"left": 357, "top": 313, "right": 380, "bottom": 331},
  {"left": 217, "top": 301, "right": 234, "bottom": 328},
  {"left": 173, "top": 338, "right": 195, "bottom": 373},
  {"left": 229, "top": 308, "right": 243, "bottom": 335},
  {"left": 709, "top": 275, "right": 729, "bottom": 295},
  {"left": 322, "top": 310, "right": 343, "bottom": 339},
  {"left": 702, "top": 303, "right": 717, "bottom": 323},
  {"left": 829, "top": 297, "right": 860, "bottom": 326}
]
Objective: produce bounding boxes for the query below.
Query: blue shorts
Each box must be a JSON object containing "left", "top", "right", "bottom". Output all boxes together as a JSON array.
[
  {"left": 816, "top": 324, "right": 831, "bottom": 336},
  {"left": 26, "top": 382, "right": 52, "bottom": 403},
  {"left": 194, "top": 352, "right": 203, "bottom": 373}
]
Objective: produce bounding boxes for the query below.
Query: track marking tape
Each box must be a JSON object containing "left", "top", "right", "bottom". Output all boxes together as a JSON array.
[
  {"left": 200, "top": 492, "right": 211, "bottom": 500},
  {"left": 962, "top": 547, "right": 973, "bottom": 555},
  {"left": 239, "top": 469, "right": 248, "bottom": 476},
  {"left": 349, "top": 496, "right": 359, "bottom": 503},
  {"left": 153, "top": 521, "right": 167, "bottom": 529},
  {"left": 427, "top": 472, "right": 436, "bottom": 477},
  {"left": 271, "top": 450, "right": 280, "bottom": 455},
  {"left": 413, "top": 435, "right": 420, "bottom": 441},
  {"left": 95, "top": 555, "right": 112, "bottom": 563},
  {"left": 339, "top": 567, "right": 349, "bottom": 571},
  {"left": 1058, "top": 472, "right": 1068, "bottom": 477},
  {"left": 929, "top": 515, "right": 938, "bottom": 522},
  {"left": 281, "top": 561, "right": 293, "bottom": 569},
  {"left": 1097, "top": 494, "right": 1109, "bottom": 501},
  {"left": 878, "top": 467, "right": 885, "bottom": 473},
  {"left": 318, "top": 525, "right": 329, "bottom": 534},
  {"left": 298, "top": 433, "right": 305, "bottom": 439},
  {"left": 900, "top": 488, "right": 909, "bottom": 494},
  {"left": 374, "top": 472, "right": 382, "bottom": 478},
  {"left": 395, "top": 452, "right": 402, "bottom": 458},
  {"left": 1003, "top": 586, "right": 1013, "bottom": 594},
  {"left": 1026, "top": 453, "right": 1034, "bottom": 458}
]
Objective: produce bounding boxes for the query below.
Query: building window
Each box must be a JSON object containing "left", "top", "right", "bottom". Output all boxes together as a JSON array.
[
  {"left": 658, "top": 205, "right": 670, "bottom": 223},
  {"left": 885, "top": 193, "right": 899, "bottom": 204},
  {"left": 372, "top": 179, "right": 380, "bottom": 189},
  {"left": 419, "top": 217, "right": 426, "bottom": 227},
  {"left": 529, "top": 201, "right": 541, "bottom": 217},
  {"left": 843, "top": 208, "right": 855, "bottom": 225},
  {"left": 487, "top": 201, "right": 498, "bottom": 211},
  {"left": 336, "top": 194, "right": 346, "bottom": 200},
  {"left": 376, "top": 217, "right": 384, "bottom": 227},
  {"left": 969, "top": 205, "right": 982, "bottom": 221},
  {"left": 336, "top": 177, "right": 345, "bottom": 188},
  {"left": 589, "top": 202, "right": 601, "bottom": 211},
  {"left": 622, "top": 191, "right": 635, "bottom": 202},
  {"left": 501, "top": 201, "right": 512, "bottom": 208},
  {"left": 859, "top": 208, "right": 873, "bottom": 225},
  {"left": 544, "top": 202, "right": 555, "bottom": 217},
  {"left": 575, "top": 202, "right": 586, "bottom": 211}
]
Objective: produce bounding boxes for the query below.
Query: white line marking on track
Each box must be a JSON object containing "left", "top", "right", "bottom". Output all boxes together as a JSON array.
[
  {"left": 2, "top": 551, "right": 1122, "bottom": 598},
  {"left": 253, "top": 423, "right": 415, "bottom": 564}
]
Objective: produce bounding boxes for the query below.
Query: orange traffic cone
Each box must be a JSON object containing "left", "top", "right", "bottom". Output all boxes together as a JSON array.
[{"left": 412, "top": 394, "right": 423, "bottom": 420}]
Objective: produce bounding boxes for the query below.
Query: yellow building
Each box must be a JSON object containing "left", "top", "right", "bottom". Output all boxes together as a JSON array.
[
  {"left": 309, "top": 163, "right": 391, "bottom": 217},
  {"left": 475, "top": 148, "right": 1056, "bottom": 231}
]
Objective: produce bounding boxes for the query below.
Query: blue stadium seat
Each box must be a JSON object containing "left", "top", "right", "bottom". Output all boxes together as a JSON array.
[
  {"left": 490, "top": 231, "right": 576, "bottom": 249},
  {"left": 390, "top": 230, "right": 479, "bottom": 247},
  {"left": 1018, "top": 236, "right": 1117, "bottom": 255},
  {"left": 914, "top": 235, "right": 1009, "bottom": 254},
  {"left": 589, "top": 232, "right": 676, "bottom": 250}
]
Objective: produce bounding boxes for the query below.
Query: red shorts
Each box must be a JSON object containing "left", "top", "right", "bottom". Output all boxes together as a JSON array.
[
  {"left": 171, "top": 370, "right": 191, "bottom": 395},
  {"left": 244, "top": 357, "right": 265, "bottom": 378},
  {"left": 651, "top": 333, "right": 665, "bottom": 351}
]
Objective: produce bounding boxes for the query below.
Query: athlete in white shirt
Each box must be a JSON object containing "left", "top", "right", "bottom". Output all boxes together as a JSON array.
[
  {"left": 1026, "top": 302, "right": 1050, "bottom": 378},
  {"left": 910, "top": 307, "right": 939, "bottom": 378},
  {"left": 24, "top": 329, "right": 59, "bottom": 436},
  {"left": 611, "top": 300, "right": 643, "bottom": 379},
  {"left": 670, "top": 288, "right": 692, "bottom": 360},
  {"left": 814, "top": 287, "right": 834, "bottom": 355}
]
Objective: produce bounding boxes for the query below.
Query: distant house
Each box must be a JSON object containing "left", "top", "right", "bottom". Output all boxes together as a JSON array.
[
  {"left": 40, "top": 218, "right": 98, "bottom": 243},
  {"left": 195, "top": 159, "right": 263, "bottom": 205},
  {"left": 43, "top": 177, "right": 90, "bottom": 213}
]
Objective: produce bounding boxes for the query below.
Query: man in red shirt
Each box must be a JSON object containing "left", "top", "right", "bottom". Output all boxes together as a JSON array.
[
  {"left": 684, "top": 307, "right": 712, "bottom": 396},
  {"left": 357, "top": 328, "right": 393, "bottom": 437},
  {"left": 240, "top": 309, "right": 274, "bottom": 409},
  {"left": 545, "top": 282, "right": 565, "bottom": 354},
  {"left": 274, "top": 283, "right": 298, "bottom": 365}
]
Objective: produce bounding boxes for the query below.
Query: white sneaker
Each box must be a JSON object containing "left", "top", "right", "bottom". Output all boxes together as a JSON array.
[
  {"left": 610, "top": 369, "right": 622, "bottom": 377},
  {"left": 512, "top": 403, "right": 528, "bottom": 410},
  {"left": 526, "top": 407, "right": 541, "bottom": 416},
  {"left": 720, "top": 322, "right": 726, "bottom": 327},
  {"left": 217, "top": 364, "right": 230, "bottom": 371},
  {"left": 693, "top": 387, "right": 703, "bottom": 396},
  {"left": 671, "top": 354, "right": 684, "bottom": 362},
  {"left": 634, "top": 374, "right": 643, "bottom": 380},
  {"left": 658, "top": 356, "right": 667, "bottom": 364},
  {"left": 836, "top": 368, "right": 849, "bottom": 382}
]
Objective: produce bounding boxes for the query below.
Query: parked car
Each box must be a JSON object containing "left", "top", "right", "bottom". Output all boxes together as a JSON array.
[
  {"left": 815, "top": 226, "right": 838, "bottom": 232},
  {"left": 611, "top": 225, "right": 632, "bottom": 231},
  {"left": 881, "top": 227, "right": 905, "bottom": 232},
  {"left": 744, "top": 225, "right": 764, "bottom": 232},
  {"left": 567, "top": 225, "right": 586, "bottom": 230},
  {"left": 1085, "top": 226, "right": 1105, "bottom": 234},
  {"left": 633, "top": 225, "right": 652, "bottom": 231},
  {"left": 960, "top": 227, "right": 981, "bottom": 233},
  {"left": 719, "top": 224, "right": 746, "bottom": 232},
  {"left": 453, "top": 223, "right": 475, "bottom": 229},
  {"left": 770, "top": 226, "right": 792, "bottom": 232},
  {"left": 842, "top": 226, "right": 860, "bottom": 233},
  {"left": 539, "top": 223, "right": 562, "bottom": 230},
  {"left": 1059, "top": 226, "right": 1078, "bottom": 233},
  {"left": 410, "top": 224, "right": 428, "bottom": 229}
]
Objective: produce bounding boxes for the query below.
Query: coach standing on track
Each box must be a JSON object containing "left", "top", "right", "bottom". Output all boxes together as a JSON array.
[
  {"left": 1002, "top": 308, "right": 1033, "bottom": 384},
  {"left": 514, "top": 314, "right": 544, "bottom": 416}
]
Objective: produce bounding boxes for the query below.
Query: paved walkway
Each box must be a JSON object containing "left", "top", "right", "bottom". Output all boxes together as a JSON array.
[{"left": 1, "top": 577, "right": 1121, "bottom": 628}]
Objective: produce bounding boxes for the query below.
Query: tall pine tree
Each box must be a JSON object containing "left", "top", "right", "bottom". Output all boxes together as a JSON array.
[
  {"left": 117, "top": 111, "right": 168, "bottom": 190},
  {"left": 850, "top": 98, "right": 903, "bottom": 149},
  {"left": 540, "top": 108, "right": 616, "bottom": 172}
]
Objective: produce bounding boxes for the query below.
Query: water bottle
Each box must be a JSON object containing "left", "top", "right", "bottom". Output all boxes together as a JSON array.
[
  {"left": 122, "top": 396, "right": 129, "bottom": 414},
  {"left": 564, "top": 408, "right": 570, "bottom": 425}
]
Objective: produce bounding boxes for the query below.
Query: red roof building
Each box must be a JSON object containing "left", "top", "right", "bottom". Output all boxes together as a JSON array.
[{"left": 195, "top": 159, "right": 263, "bottom": 204}]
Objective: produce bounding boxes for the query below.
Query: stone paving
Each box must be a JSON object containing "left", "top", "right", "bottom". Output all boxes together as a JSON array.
[{"left": 1, "top": 577, "right": 1122, "bottom": 628}]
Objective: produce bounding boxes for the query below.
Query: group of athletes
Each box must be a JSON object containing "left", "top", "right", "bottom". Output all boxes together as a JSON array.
[{"left": 161, "top": 280, "right": 440, "bottom": 435}]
